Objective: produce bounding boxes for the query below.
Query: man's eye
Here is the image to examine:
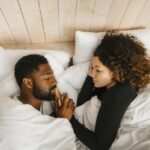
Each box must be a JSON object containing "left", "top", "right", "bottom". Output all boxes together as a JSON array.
[{"left": 44, "top": 76, "right": 51, "bottom": 80}]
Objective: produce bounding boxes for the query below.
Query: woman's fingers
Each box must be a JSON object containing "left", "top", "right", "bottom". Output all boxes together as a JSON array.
[
  {"left": 56, "top": 98, "right": 75, "bottom": 120},
  {"left": 67, "top": 98, "right": 75, "bottom": 108},
  {"left": 62, "top": 93, "right": 69, "bottom": 105},
  {"left": 55, "top": 91, "right": 75, "bottom": 114}
]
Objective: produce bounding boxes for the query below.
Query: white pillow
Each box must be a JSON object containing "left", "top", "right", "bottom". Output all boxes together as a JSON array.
[
  {"left": 0, "top": 72, "right": 19, "bottom": 97},
  {"left": 60, "top": 62, "right": 90, "bottom": 90},
  {"left": 0, "top": 49, "right": 71, "bottom": 97},
  {"left": 44, "top": 54, "right": 65, "bottom": 80},
  {"left": 46, "top": 51, "right": 70, "bottom": 68},
  {"left": 57, "top": 78, "right": 78, "bottom": 104},
  {"left": 0, "top": 47, "right": 12, "bottom": 80},
  {"left": 4, "top": 49, "right": 70, "bottom": 74},
  {"left": 73, "top": 31, "right": 105, "bottom": 64},
  {"left": 73, "top": 29, "right": 150, "bottom": 64}
]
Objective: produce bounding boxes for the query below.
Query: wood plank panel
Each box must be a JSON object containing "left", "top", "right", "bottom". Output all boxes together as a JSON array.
[
  {"left": 3, "top": 42, "right": 75, "bottom": 56},
  {"left": 146, "top": 20, "right": 150, "bottom": 28},
  {"left": 105, "top": 0, "right": 130, "bottom": 30},
  {"left": 75, "top": 0, "right": 95, "bottom": 31},
  {"left": 39, "top": 0, "right": 59, "bottom": 42},
  {"left": 133, "top": 0, "right": 150, "bottom": 28},
  {"left": 0, "top": 0, "right": 30, "bottom": 44},
  {"left": 119, "top": 0, "right": 147, "bottom": 29},
  {"left": 0, "top": 0, "right": 150, "bottom": 44},
  {"left": 90, "top": 0, "right": 113, "bottom": 31},
  {"left": 18, "top": 0, "right": 45, "bottom": 43},
  {"left": 0, "top": 9, "right": 16, "bottom": 44},
  {"left": 58, "top": 0, "right": 77, "bottom": 42}
]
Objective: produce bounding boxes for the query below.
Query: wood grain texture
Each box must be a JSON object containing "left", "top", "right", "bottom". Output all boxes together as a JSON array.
[{"left": 0, "top": 0, "right": 150, "bottom": 45}]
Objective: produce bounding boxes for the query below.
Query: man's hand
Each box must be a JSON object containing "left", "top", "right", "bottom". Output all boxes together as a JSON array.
[
  {"left": 54, "top": 88, "right": 62, "bottom": 107},
  {"left": 56, "top": 93, "right": 75, "bottom": 120}
]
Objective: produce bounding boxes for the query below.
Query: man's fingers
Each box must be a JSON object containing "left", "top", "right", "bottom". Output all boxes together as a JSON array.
[
  {"left": 54, "top": 88, "right": 62, "bottom": 107},
  {"left": 62, "top": 93, "right": 69, "bottom": 105},
  {"left": 54, "top": 100, "right": 58, "bottom": 110},
  {"left": 55, "top": 88, "right": 61, "bottom": 100},
  {"left": 55, "top": 97, "right": 61, "bottom": 108},
  {"left": 58, "top": 99, "right": 62, "bottom": 108}
]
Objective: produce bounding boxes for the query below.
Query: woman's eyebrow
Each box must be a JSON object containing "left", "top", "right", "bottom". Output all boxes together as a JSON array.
[{"left": 92, "top": 66, "right": 101, "bottom": 68}]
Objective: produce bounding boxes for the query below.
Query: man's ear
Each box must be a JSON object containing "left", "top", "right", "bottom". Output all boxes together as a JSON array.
[{"left": 22, "top": 78, "right": 33, "bottom": 89}]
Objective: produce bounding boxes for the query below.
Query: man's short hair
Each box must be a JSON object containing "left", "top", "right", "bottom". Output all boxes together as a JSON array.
[{"left": 14, "top": 54, "right": 48, "bottom": 88}]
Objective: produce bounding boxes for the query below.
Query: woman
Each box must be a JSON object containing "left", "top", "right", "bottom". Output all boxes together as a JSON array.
[{"left": 56, "top": 31, "right": 150, "bottom": 150}]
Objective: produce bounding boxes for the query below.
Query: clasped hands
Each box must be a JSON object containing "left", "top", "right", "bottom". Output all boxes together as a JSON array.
[{"left": 54, "top": 88, "right": 75, "bottom": 120}]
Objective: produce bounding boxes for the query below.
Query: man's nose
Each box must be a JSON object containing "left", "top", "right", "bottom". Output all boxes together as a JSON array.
[{"left": 50, "top": 77, "right": 57, "bottom": 86}]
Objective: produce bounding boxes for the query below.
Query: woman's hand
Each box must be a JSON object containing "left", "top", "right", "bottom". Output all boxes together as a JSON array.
[{"left": 55, "top": 93, "right": 75, "bottom": 120}]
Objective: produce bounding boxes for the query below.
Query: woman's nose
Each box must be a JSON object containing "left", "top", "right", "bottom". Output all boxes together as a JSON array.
[{"left": 88, "top": 69, "right": 95, "bottom": 78}]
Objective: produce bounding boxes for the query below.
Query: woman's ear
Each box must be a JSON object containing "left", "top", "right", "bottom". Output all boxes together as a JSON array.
[
  {"left": 112, "top": 70, "right": 121, "bottom": 82},
  {"left": 22, "top": 78, "right": 33, "bottom": 89}
]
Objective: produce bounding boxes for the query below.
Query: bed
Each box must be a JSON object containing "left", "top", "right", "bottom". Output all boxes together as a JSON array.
[{"left": 0, "top": 28, "right": 150, "bottom": 150}]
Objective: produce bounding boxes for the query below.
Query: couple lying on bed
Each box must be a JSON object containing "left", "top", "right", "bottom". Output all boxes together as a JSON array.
[{"left": 0, "top": 31, "right": 150, "bottom": 150}]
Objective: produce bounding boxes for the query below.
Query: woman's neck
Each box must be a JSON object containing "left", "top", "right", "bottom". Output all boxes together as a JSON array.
[{"left": 106, "top": 81, "right": 117, "bottom": 89}]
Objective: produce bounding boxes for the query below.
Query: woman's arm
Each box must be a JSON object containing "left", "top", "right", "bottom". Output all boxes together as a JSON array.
[
  {"left": 71, "top": 83, "right": 137, "bottom": 150},
  {"left": 70, "top": 116, "right": 99, "bottom": 150},
  {"left": 77, "top": 76, "right": 94, "bottom": 106}
]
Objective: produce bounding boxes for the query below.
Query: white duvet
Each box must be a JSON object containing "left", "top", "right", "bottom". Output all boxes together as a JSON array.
[
  {"left": 74, "top": 85, "right": 150, "bottom": 150},
  {"left": 0, "top": 96, "right": 76, "bottom": 150},
  {"left": 1, "top": 48, "right": 150, "bottom": 150},
  {"left": 110, "top": 86, "right": 150, "bottom": 150}
]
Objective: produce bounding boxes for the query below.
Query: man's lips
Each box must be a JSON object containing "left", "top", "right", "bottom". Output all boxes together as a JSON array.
[{"left": 51, "top": 86, "right": 57, "bottom": 94}]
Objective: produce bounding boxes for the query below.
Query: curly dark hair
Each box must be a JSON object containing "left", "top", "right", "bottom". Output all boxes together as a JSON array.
[
  {"left": 94, "top": 31, "right": 150, "bottom": 90},
  {"left": 14, "top": 54, "right": 48, "bottom": 88}
]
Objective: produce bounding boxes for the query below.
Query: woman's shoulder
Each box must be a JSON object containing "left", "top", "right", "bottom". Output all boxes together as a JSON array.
[
  {"left": 113, "top": 82, "right": 137, "bottom": 93},
  {"left": 105, "top": 83, "right": 137, "bottom": 102}
]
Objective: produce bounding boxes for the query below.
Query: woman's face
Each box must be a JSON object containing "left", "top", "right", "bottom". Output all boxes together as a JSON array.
[{"left": 88, "top": 56, "right": 115, "bottom": 88}]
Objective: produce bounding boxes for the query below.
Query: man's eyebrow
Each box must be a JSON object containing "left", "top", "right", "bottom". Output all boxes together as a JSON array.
[{"left": 41, "top": 71, "right": 53, "bottom": 75}]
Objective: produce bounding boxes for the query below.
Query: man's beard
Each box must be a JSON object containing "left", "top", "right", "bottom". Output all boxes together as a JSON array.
[{"left": 32, "top": 82, "right": 55, "bottom": 101}]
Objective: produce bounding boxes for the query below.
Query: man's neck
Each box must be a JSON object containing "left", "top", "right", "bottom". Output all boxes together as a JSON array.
[{"left": 19, "top": 94, "right": 42, "bottom": 110}]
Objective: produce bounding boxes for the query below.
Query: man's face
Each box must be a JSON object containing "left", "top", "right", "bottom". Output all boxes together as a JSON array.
[{"left": 32, "top": 64, "right": 57, "bottom": 101}]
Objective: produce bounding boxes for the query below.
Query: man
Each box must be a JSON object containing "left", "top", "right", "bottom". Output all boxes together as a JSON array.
[
  {"left": 0, "top": 54, "right": 76, "bottom": 150},
  {"left": 14, "top": 54, "right": 57, "bottom": 112}
]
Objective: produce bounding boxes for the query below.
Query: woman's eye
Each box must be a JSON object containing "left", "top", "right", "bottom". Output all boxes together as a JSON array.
[
  {"left": 90, "top": 67, "right": 93, "bottom": 70},
  {"left": 96, "top": 70, "right": 101, "bottom": 73}
]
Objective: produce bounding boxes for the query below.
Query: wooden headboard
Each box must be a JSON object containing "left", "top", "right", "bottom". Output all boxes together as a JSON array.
[{"left": 0, "top": 0, "right": 150, "bottom": 49}]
